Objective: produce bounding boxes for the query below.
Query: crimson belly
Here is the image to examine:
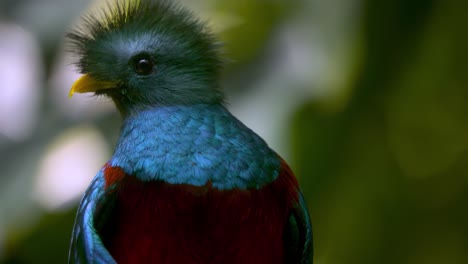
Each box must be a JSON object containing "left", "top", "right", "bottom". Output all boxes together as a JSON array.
[{"left": 99, "top": 169, "right": 297, "bottom": 264}]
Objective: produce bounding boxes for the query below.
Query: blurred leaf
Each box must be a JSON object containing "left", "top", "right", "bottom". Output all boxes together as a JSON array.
[
  {"left": 292, "top": 0, "right": 468, "bottom": 263},
  {"left": 1, "top": 208, "right": 76, "bottom": 264},
  {"left": 213, "top": 0, "right": 299, "bottom": 70}
]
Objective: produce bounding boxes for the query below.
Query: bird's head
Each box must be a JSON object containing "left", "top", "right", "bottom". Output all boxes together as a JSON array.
[{"left": 67, "top": 0, "right": 223, "bottom": 116}]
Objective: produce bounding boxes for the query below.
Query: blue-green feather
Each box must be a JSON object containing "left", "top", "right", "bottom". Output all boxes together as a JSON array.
[
  {"left": 110, "top": 104, "right": 280, "bottom": 189},
  {"left": 297, "top": 190, "right": 313, "bottom": 263},
  {"left": 69, "top": 169, "right": 116, "bottom": 264}
]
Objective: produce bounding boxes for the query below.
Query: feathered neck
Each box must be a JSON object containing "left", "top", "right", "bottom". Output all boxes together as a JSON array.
[{"left": 109, "top": 104, "right": 280, "bottom": 190}]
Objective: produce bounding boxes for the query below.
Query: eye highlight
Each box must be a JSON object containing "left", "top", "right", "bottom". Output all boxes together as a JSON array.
[{"left": 133, "top": 55, "right": 154, "bottom": 75}]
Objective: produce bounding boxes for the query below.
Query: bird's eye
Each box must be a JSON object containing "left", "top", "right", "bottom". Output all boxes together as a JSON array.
[{"left": 134, "top": 56, "right": 154, "bottom": 75}]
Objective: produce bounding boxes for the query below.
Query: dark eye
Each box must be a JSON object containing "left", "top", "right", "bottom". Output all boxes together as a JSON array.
[{"left": 134, "top": 56, "right": 154, "bottom": 75}]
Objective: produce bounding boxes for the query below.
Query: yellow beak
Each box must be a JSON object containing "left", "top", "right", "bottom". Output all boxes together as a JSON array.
[{"left": 69, "top": 74, "right": 118, "bottom": 98}]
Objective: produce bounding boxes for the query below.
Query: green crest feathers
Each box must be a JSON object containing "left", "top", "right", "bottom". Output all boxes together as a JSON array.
[{"left": 67, "top": 0, "right": 222, "bottom": 72}]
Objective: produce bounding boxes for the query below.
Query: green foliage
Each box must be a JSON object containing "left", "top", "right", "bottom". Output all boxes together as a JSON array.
[
  {"left": 293, "top": 0, "right": 468, "bottom": 263},
  {"left": 214, "top": 0, "right": 298, "bottom": 71},
  {"left": 2, "top": 209, "right": 76, "bottom": 264}
]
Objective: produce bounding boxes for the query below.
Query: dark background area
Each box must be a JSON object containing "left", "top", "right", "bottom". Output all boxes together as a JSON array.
[{"left": 0, "top": 0, "right": 467, "bottom": 263}]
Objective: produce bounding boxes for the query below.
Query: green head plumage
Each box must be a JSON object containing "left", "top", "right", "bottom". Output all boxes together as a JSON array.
[{"left": 67, "top": 0, "right": 224, "bottom": 116}]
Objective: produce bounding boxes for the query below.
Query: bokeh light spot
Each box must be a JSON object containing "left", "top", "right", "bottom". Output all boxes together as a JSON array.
[
  {"left": 34, "top": 126, "right": 110, "bottom": 211},
  {"left": 0, "top": 23, "right": 42, "bottom": 141}
]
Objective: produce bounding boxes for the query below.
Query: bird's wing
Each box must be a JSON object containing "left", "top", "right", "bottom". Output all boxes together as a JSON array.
[
  {"left": 280, "top": 161, "right": 313, "bottom": 264},
  {"left": 284, "top": 189, "right": 313, "bottom": 264},
  {"left": 69, "top": 168, "right": 117, "bottom": 264}
]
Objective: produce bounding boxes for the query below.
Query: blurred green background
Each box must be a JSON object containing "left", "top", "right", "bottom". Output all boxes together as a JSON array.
[{"left": 0, "top": 0, "right": 467, "bottom": 263}]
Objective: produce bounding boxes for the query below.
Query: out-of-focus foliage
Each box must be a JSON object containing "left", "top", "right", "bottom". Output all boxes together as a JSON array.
[
  {"left": 214, "top": 0, "right": 298, "bottom": 71},
  {"left": 2, "top": 209, "right": 75, "bottom": 264},
  {"left": 293, "top": 0, "right": 468, "bottom": 263}
]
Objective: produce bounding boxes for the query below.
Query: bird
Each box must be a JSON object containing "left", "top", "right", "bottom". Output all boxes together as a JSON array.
[{"left": 67, "top": 0, "right": 312, "bottom": 263}]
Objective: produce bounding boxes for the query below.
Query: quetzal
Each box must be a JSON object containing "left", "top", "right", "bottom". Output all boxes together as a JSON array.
[{"left": 67, "top": 0, "right": 312, "bottom": 263}]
